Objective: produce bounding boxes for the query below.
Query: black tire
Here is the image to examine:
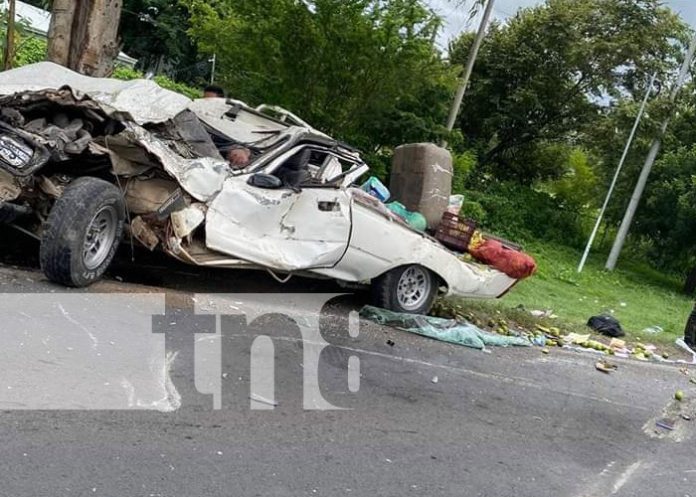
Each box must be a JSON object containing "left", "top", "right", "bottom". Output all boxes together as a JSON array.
[
  {"left": 40, "top": 177, "right": 125, "bottom": 287},
  {"left": 371, "top": 265, "right": 439, "bottom": 315}
]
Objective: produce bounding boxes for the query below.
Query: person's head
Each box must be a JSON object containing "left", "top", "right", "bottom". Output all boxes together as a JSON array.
[
  {"left": 203, "top": 85, "right": 225, "bottom": 98},
  {"left": 227, "top": 147, "right": 252, "bottom": 168}
]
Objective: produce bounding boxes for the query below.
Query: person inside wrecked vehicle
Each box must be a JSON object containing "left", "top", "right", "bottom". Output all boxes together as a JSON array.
[
  {"left": 203, "top": 84, "right": 225, "bottom": 99},
  {"left": 200, "top": 85, "right": 261, "bottom": 169},
  {"left": 226, "top": 145, "right": 254, "bottom": 168}
]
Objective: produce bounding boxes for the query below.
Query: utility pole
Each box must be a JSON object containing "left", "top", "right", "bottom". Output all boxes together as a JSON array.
[
  {"left": 577, "top": 72, "right": 656, "bottom": 273},
  {"left": 210, "top": 53, "right": 216, "bottom": 85},
  {"left": 443, "top": 0, "right": 496, "bottom": 144},
  {"left": 3, "top": 0, "right": 16, "bottom": 71},
  {"left": 605, "top": 33, "right": 696, "bottom": 270}
]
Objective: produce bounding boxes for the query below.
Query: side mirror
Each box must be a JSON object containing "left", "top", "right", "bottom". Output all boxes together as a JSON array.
[{"left": 248, "top": 173, "right": 283, "bottom": 189}]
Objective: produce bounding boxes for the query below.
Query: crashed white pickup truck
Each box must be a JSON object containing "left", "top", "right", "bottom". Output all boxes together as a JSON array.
[{"left": 0, "top": 62, "right": 516, "bottom": 314}]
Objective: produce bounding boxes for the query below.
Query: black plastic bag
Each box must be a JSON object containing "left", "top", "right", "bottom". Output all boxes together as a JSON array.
[{"left": 587, "top": 315, "right": 625, "bottom": 338}]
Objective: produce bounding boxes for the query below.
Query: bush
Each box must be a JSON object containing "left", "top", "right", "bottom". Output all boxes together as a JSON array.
[
  {"left": 112, "top": 65, "right": 142, "bottom": 81},
  {"left": 153, "top": 75, "right": 202, "bottom": 100},
  {"left": 460, "top": 200, "right": 487, "bottom": 223},
  {"left": 15, "top": 36, "right": 46, "bottom": 66},
  {"left": 464, "top": 182, "right": 586, "bottom": 247},
  {"left": 451, "top": 150, "right": 477, "bottom": 194},
  {"left": 112, "top": 66, "right": 202, "bottom": 100}
]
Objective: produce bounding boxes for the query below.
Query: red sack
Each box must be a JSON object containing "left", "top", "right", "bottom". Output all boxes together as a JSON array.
[{"left": 469, "top": 240, "right": 537, "bottom": 279}]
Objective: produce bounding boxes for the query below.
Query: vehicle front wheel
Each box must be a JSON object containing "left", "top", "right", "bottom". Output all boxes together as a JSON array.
[
  {"left": 371, "top": 265, "right": 438, "bottom": 315},
  {"left": 40, "top": 177, "right": 125, "bottom": 287}
]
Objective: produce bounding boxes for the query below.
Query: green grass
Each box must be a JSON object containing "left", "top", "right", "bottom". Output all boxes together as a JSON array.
[{"left": 458, "top": 241, "right": 694, "bottom": 345}]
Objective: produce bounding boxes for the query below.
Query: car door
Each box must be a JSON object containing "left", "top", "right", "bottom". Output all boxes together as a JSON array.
[{"left": 204, "top": 147, "right": 353, "bottom": 272}]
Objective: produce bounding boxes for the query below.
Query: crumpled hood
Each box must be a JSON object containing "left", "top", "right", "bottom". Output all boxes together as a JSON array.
[{"left": 0, "top": 62, "right": 191, "bottom": 125}]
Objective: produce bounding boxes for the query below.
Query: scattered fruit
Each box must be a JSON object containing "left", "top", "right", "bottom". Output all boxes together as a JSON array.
[{"left": 675, "top": 390, "right": 685, "bottom": 402}]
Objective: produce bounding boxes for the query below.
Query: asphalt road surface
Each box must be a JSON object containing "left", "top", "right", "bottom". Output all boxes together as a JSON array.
[{"left": 0, "top": 242, "right": 695, "bottom": 497}]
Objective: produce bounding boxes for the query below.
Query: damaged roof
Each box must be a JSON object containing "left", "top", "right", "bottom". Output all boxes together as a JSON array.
[{"left": 0, "top": 62, "right": 190, "bottom": 125}]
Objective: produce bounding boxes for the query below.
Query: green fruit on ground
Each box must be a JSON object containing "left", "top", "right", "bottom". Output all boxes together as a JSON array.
[{"left": 675, "top": 390, "right": 685, "bottom": 402}]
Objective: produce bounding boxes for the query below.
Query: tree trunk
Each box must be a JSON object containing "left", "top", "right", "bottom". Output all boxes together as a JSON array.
[
  {"left": 47, "top": 0, "right": 123, "bottom": 77},
  {"left": 3, "top": 0, "right": 16, "bottom": 70},
  {"left": 47, "top": 0, "right": 76, "bottom": 66}
]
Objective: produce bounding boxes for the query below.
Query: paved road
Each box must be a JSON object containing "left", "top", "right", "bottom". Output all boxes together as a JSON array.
[{"left": 0, "top": 257, "right": 694, "bottom": 497}]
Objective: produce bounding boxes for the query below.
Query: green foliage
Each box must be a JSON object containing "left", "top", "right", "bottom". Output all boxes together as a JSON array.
[
  {"left": 120, "top": 0, "right": 202, "bottom": 82},
  {"left": 153, "top": 74, "right": 202, "bottom": 99},
  {"left": 0, "top": 9, "right": 47, "bottom": 68},
  {"left": 112, "top": 65, "right": 202, "bottom": 99},
  {"left": 112, "top": 65, "right": 143, "bottom": 81},
  {"left": 464, "top": 182, "right": 587, "bottom": 247},
  {"left": 184, "top": 0, "right": 457, "bottom": 151},
  {"left": 630, "top": 145, "right": 696, "bottom": 269},
  {"left": 451, "top": 150, "right": 477, "bottom": 194},
  {"left": 460, "top": 199, "right": 486, "bottom": 223},
  {"left": 541, "top": 146, "right": 599, "bottom": 208},
  {"left": 450, "top": 0, "right": 687, "bottom": 183},
  {"left": 14, "top": 36, "right": 46, "bottom": 66}
]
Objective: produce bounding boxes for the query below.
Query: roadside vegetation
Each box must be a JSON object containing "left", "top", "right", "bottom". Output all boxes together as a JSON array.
[{"left": 456, "top": 241, "right": 693, "bottom": 347}]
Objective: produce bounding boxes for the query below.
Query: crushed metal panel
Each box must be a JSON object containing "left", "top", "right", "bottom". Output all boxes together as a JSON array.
[
  {"left": 171, "top": 204, "right": 206, "bottom": 239},
  {"left": 0, "top": 62, "right": 191, "bottom": 125},
  {"left": 120, "top": 124, "right": 229, "bottom": 203},
  {"left": 205, "top": 176, "right": 351, "bottom": 271},
  {"left": 91, "top": 140, "right": 153, "bottom": 177},
  {"left": 97, "top": 133, "right": 161, "bottom": 175},
  {"left": 125, "top": 178, "right": 180, "bottom": 215},
  {"left": 188, "top": 98, "right": 288, "bottom": 145}
]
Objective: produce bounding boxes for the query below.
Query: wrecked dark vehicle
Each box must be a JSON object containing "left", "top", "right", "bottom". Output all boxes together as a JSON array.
[{"left": 0, "top": 62, "right": 517, "bottom": 314}]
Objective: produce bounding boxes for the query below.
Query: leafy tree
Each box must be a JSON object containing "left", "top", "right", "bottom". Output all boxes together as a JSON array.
[
  {"left": 119, "top": 0, "right": 202, "bottom": 82},
  {"left": 449, "top": 0, "right": 687, "bottom": 183},
  {"left": 184, "top": 0, "right": 457, "bottom": 151},
  {"left": 542, "top": 146, "right": 598, "bottom": 208},
  {"left": 630, "top": 145, "right": 696, "bottom": 268}
]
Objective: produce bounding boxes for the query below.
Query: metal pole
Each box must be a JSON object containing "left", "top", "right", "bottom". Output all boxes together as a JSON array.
[
  {"left": 577, "top": 72, "right": 656, "bottom": 273},
  {"left": 210, "top": 53, "right": 216, "bottom": 85},
  {"left": 3, "top": 0, "right": 15, "bottom": 70},
  {"left": 606, "top": 33, "right": 696, "bottom": 270},
  {"left": 443, "top": 0, "right": 496, "bottom": 143}
]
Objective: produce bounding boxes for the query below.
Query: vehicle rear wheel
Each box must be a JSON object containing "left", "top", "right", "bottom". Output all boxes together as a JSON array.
[
  {"left": 371, "top": 265, "right": 438, "bottom": 315},
  {"left": 40, "top": 177, "right": 125, "bottom": 287}
]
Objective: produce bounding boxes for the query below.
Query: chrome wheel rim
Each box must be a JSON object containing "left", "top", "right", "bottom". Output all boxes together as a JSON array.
[
  {"left": 396, "top": 266, "right": 431, "bottom": 311},
  {"left": 82, "top": 205, "right": 117, "bottom": 270}
]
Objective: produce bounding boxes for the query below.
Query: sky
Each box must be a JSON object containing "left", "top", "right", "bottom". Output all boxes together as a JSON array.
[{"left": 428, "top": 0, "right": 696, "bottom": 48}]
